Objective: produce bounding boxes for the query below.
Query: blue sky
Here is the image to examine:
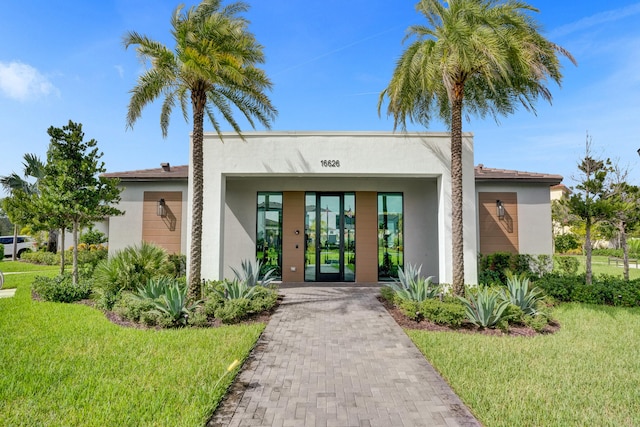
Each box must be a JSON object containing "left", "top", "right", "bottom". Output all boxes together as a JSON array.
[{"left": 1, "top": 0, "right": 639, "bottom": 195}]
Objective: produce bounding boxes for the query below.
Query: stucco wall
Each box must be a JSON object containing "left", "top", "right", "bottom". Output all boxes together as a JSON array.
[
  {"left": 108, "top": 181, "right": 188, "bottom": 255},
  {"left": 193, "top": 131, "right": 478, "bottom": 284},
  {"left": 475, "top": 182, "right": 553, "bottom": 255}
]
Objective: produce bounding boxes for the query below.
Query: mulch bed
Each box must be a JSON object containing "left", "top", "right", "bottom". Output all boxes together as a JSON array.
[{"left": 378, "top": 296, "right": 560, "bottom": 336}]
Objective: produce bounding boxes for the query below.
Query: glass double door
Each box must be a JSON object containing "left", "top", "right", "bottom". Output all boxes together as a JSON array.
[{"left": 305, "top": 192, "right": 355, "bottom": 282}]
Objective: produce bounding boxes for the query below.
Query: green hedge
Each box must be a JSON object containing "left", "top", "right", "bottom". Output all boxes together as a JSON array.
[
  {"left": 534, "top": 273, "right": 640, "bottom": 307},
  {"left": 32, "top": 274, "right": 92, "bottom": 303}
]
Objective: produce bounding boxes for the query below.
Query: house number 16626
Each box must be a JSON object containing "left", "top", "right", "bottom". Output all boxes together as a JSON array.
[{"left": 320, "top": 160, "right": 340, "bottom": 167}]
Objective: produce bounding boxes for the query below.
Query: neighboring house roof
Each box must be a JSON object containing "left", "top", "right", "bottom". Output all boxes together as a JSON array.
[
  {"left": 474, "top": 164, "right": 562, "bottom": 185},
  {"left": 102, "top": 163, "right": 188, "bottom": 181}
]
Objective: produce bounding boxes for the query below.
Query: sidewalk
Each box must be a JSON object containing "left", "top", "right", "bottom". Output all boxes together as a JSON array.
[{"left": 209, "top": 286, "right": 481, "bottom": 427}]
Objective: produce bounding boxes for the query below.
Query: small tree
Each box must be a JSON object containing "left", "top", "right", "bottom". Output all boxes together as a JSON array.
[
  {"left": 39, "top": 121, "right": 123, "bottom": 284},
  {"left": 565, "top": 135, "right": 613, "bottom": 285},
  {"left": 604, "top": 165, "right": 640, "bottom": 280}
]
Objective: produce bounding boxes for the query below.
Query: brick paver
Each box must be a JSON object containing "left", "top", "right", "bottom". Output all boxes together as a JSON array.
[{"left": 209, "top": 286, "right": 481, "bottom": 427}]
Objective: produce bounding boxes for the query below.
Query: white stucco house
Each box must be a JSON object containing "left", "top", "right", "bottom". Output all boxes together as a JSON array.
[{"left": 103, "top": 131, "right": 562, "bottom": 285}]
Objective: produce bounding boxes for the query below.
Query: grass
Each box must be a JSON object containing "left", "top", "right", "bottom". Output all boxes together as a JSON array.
[
  {"left": 0, "top": 270, "right": 265, "bottom": 426},
  {"left": 562, "top": 254, "right": 640, "bottom": 279},
  {"left": 0, "top": 260, "right": 60, "bottom": 274},
  {"left": 407, "top": 303, "right": 640, "bottom": 426}
]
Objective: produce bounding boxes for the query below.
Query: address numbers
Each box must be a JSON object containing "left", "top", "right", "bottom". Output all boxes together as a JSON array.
[{"left": 320, "top": 160, "right": 341, "bottom": 168}]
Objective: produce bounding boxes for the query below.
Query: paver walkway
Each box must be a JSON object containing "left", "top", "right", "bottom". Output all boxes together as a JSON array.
[{"left": 209, "top": 286, "right": 481, "bottom": 427}]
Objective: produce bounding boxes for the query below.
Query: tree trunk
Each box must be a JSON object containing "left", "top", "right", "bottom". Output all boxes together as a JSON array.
[
  {"left": 47, "top": 229, "right": 57, "bottom": 253},
  {"left": 188, "top": 86, "right": 206, "bottom": 300},
  {"left": 620, "top": 221, "right": 629, "bottom": 281},
  {"left": 11, "top": 223, "right": 18, "bottom": 261},
  {"left": 451, "top": 90, "right": 465, "bottom": 295},
  {"left": 72, "top": 221, "right": 79, "bottom": 285},
  {"left": 59, "top": 228, "right": 66, "bottom": 276},
  {"left": 585, "top": 217, "right": 592, "bottom": 286}
]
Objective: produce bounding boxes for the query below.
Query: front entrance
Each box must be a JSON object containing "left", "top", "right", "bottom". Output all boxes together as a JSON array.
[{"left": 305, "top": 192, "right": 355, "bottom": 282}]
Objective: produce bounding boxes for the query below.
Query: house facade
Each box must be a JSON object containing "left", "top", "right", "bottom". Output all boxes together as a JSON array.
[{"left": 103, "top": 131, "right": 562, "bottom": 285}]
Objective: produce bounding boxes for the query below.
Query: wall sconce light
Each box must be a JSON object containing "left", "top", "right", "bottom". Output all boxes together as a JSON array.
[
  {"left": 295, "top": 229, "right": 300, "bottom": 235},
  {"left": 157, "top": 198, "right": 166, "bottom": 217},
  {"left": 496, "top": 200, "right": 505, "bottom": 220}
]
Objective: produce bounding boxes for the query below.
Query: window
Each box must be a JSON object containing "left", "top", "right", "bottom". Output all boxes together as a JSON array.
[
  {"left": 256, "top": 193, "right": 282, "bottom": 280},
  {"left": 378, "top": 193, "right": 403, "bottom": 280}
]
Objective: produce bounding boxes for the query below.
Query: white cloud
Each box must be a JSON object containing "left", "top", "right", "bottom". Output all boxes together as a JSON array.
[
  {"left": 114, "top": 64, "right": 124, "bottom": 78},
  {"left": 550, "top": 3, "right": 640, "bottom": 38},
  {"left": 0, "top": 61, "right": 59, "bottom": 101}
]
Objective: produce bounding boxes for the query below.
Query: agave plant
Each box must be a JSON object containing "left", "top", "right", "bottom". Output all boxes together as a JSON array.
[
  {"left": 231, "top": 259, "right": 276, "bottom": 288},
  {"left": 502, "top": 271, "right": 543, "bottom": 316},
  {"left": 135, "top": 276, "right": 175, "bottom": 300},
  {"left": 211, "top": 279, "right": 259, "bottom": 300},
  {"left": 458, "top": 287, "right": 510, "bottom": 328},
  {"left": 150, "top": 279, "right": 201, "bottom": 326},
  {"left": 386, "top": 264, "right": 439, "bottom": 302}
]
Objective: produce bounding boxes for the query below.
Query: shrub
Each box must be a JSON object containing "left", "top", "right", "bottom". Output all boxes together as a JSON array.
[
  {"left": 534, "top": 273, "right": 640, "bottom": 307},
  {"left": 478, "top": 252, "right": 535, "bottom": 285},
  {"left": 167, "top": 253, "right": 187, "bottom": 278},
  {"left": 0, "top": 243, "right": 4, "bottom": 259},
  {"left": 591, "top": 248, "right": 622, "bottom": 257},
  {"left": 554, "top": 233, "right": 580, "bottom": 254},
  {"left": 113, "top": 292, "right": 157, "bottom": 323},
  {"left": 533, "top": 273, "right": 578, "bottom": 302},
  {"left": 458, "top": 287, "right": 510, "bottom": 328},
  {"left": 22, "top": 250, "right": 59, "bottom": 265},
  {"left": 386, "top": 264, "right": 439, "bottom": 302},
  {"left": 93, "top": 242, "right": 174, "bottom": 309},
  {"left": 79, "top": 227, "right": 107, "bottom": 246},
  {"left": 213, "top": 298, "right": 253, "bottom": 324},
  {"left": 553, "top": 256, "right": 580, "bottom": 275},
  {"left": 204, "top": 283, "right": 278, "bottom": 324},
  {"left": 419, "top": 298, "right": 466, "bottom": 327},
  {"left": 32, "top": 274, "right": 92, "bottom": 303},
  {"left": 379, "top": 286, "right": 397, "bottom": 304}
]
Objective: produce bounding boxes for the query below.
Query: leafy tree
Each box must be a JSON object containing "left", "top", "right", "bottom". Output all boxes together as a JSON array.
[
  {"left": 124, "top": 0, "right": 277, "bottom": 299},
  {"left": 0, "top": 154, "right": 46, "bottom": 260},
  {"left": 0, "top": 205, "right": 13, "bottom": 236},
  {"left": 565, "top": 136, "right": 613, "bottom": 285},
  {"left": 604, "top": 165, "right": 640, "bottom": 280},
  {"left": 39, "top": 120, "right": 123, "bottom": 284},
  {"left": 378, "top": 0, "right": 575, "bottom": 294}
]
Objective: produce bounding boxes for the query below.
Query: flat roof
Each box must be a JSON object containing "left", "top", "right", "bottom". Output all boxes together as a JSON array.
[{"left": 104, "top": 163, "right": 563, "bottom": 185}]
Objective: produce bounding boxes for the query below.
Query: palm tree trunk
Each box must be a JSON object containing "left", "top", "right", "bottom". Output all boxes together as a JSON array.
[
  {"left": 451, "top": 90, "right": 465, "bottom": 295},
  {"left": 188, "top": 86, "right": 206, "bottom": 300},
  {"left": 620, "top": 222, "right": 629, "bottom": 281},
  {"left": 585, "top": 217, "right": 592, "bottom": 286}
]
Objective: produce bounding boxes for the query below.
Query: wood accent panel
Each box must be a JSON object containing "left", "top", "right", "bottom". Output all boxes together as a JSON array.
[
  {"left": 478, "top": 192, "right": 519, "bottom": 254},
  {"left": 282, "top": 192, "right": 305, "bottom": 282},
  {"left": 143, "top": 191, "right": 182, "bottom": 254},
  {"left": 355, "top": 192, "right": 378, "bottom": 283}
]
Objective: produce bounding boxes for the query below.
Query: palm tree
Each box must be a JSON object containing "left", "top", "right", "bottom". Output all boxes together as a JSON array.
[
  {"left": 379, "top": 0, "right": 575, "bottom": 295},
  {"left": 124, "top": 0, "right": 277, "bottom": 298},
  {"left": 0, "top": 154, "right": 46, "bottom": 260}
]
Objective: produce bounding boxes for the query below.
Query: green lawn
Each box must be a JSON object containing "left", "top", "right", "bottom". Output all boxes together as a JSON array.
[
  {"left": 563, "top": 254, "right": 640, "bottom": 279},
  {"left": 408, "top": 303, "right": 640, "bottom": 426},
  {"left": 0, "top": 269, "right": 264, "bottom": 426}
]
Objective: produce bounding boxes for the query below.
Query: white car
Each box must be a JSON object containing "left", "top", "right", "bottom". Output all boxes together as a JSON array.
[{"left": 0, "top": 235, "right": 38, "bottom": 258}]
